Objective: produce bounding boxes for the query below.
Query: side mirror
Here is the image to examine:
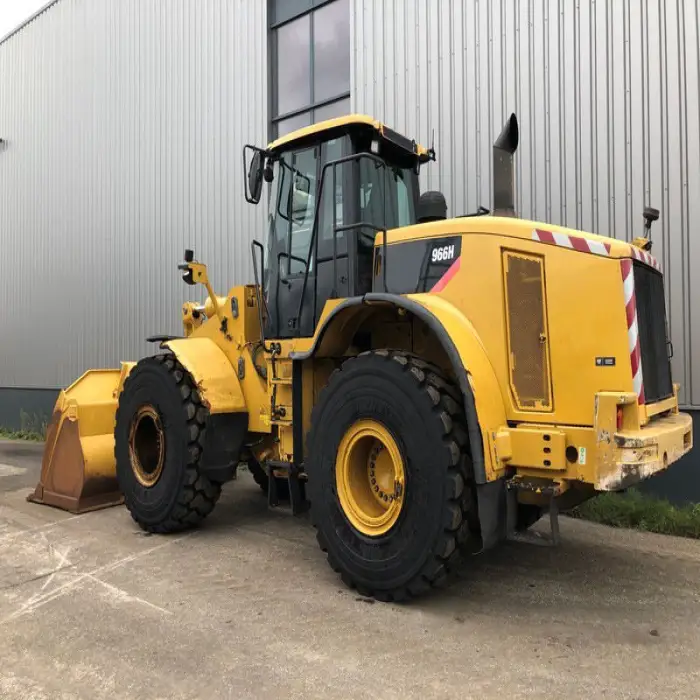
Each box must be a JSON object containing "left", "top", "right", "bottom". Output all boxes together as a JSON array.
[{"left": 243, "top": 145, "right": 266, "bottom": 204}]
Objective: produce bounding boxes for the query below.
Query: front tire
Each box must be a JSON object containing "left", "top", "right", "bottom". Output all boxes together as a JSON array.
[
  {"left": 115, "top": 354, "right": 222, "bottom": 533},
  {"left": 307, "top": 350, "right": 474, "bottom": 601}
]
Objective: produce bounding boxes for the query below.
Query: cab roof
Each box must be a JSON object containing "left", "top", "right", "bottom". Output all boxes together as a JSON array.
[{"left": 267, "top": 113, "right": 432, "bottom": 162}]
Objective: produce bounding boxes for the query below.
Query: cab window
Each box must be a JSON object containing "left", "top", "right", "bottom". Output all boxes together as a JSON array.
[{"left": 269, "top": 146, "right": 318, "bottom": 276}]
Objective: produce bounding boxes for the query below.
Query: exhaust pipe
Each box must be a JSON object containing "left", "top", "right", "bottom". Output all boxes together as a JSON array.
[{"left": 492, "top": 113, "right": 519, "bottom": 217}]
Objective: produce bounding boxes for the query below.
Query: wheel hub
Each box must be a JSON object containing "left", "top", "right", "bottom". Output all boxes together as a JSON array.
[
  {"left": 129, "top": 405, "right": 165, "bottom": 487},
  {"left": 335, "top": 419, "right": 405, "bottom": 537}
]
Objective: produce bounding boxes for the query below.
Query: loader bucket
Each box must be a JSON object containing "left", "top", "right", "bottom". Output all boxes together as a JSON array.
[{"left": 27, "top": 364, "right": 133, "bottom": 513}]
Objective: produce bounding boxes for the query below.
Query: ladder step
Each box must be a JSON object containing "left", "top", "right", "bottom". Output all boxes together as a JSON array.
[
  {"left": 506, "top": 476, "right": 563, "bottom": 498},
  {"left": 266, "top": 460, "right": 309, "bottom": 516}
]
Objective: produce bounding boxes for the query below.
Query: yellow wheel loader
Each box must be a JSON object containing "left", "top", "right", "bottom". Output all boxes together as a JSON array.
[{"left": 30, "top": 114, "right": 693, "bottom": 601}]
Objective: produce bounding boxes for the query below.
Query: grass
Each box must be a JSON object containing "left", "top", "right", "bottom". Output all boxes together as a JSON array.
[
  {"left": 0, "top": 427, "right": 45, "bottom": 442},
  {"left": 571, "top": 488, "right": 700, "bottom": 539},
  {"left": 0, "top": 409, "right": 48, "bottom": 442}
]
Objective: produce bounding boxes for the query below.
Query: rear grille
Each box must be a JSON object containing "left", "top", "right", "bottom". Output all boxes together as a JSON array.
[
  {"left": 633, "top": 262, "right": 673, "bottom": 404},
  {"left": 503, "top": 251, "right": 552, "bottom": 410}
]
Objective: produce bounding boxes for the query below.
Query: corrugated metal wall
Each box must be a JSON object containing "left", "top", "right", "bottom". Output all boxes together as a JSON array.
[
  {"left": 351, "top": 0, "right": 700, "bottom": 408},
  {"left": 0, "top": 0, "right": 267, "bottom": 388}
]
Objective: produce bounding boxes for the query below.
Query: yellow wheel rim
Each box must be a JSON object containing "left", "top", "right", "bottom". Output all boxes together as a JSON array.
[
  {"left": 335, "top": 419, "right": 405, "bottom": 537},
  {"left": 129, "top": 405, "right": 165, "bottom": 487}
]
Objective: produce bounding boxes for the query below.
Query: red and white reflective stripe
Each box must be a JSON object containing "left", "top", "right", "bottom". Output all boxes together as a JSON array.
[
  {"left": 629, "top": 245, "right": 661, "bottom": 271},
  {"left": 621, "top": 259, "right": 645, "bottom": 405},
  {"left": 430, "top": 257, "right": 461, "bottom": 293},
  {"left": 531, "top": 229, "right": 612, "bottom": 257}
]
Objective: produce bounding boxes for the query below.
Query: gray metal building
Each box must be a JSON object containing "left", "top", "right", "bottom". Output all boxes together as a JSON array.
[{"left": 1, "top": 0, "right": 698, "bottom": 493}]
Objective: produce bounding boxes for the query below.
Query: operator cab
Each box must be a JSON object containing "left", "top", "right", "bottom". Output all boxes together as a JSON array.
[{"left": 244, "top": 115, "right": 433, "bottom": 339}]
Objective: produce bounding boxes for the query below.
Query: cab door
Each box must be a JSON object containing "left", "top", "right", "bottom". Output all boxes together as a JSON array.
[{"left": 264, "top": 136, "right": 351, "bottom": 339}]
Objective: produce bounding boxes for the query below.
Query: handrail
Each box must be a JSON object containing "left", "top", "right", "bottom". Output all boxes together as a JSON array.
[{"left": 251, "top": 240, "right": 272, "bottom": 352}]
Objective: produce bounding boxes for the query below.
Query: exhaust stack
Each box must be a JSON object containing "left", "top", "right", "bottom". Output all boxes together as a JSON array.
[{"left": 492, "top": 113, "right": 519, "bottom": 217}]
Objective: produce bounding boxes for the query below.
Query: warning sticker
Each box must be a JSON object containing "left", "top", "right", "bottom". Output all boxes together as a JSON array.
[{"left": 578, "top": 447, "right": 587, "bottom": 465}]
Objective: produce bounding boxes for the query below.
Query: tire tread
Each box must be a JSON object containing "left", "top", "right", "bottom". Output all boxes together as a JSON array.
[
  {"left": 309, "top": 349, "right": 474, "bottom": 601},
  {"left": 116, "top": 354, "right": 221, "bottom": 533}
]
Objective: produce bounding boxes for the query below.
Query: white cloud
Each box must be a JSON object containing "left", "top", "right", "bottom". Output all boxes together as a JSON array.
[{"left": 0, "top": 0, "right": 52, "bottom": 41}]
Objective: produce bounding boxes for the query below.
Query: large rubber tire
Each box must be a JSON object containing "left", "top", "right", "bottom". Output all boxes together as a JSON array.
[
  {"left": 307, "top": 350, "right": 474, "bottom": 601},
  {"left": 115, "top": 354, "right": 222, "bottom": 533}
]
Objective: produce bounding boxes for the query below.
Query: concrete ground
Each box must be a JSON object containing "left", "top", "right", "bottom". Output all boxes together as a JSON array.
[{"left": 1, "top": 441, "right": 700, "bottom": 699}]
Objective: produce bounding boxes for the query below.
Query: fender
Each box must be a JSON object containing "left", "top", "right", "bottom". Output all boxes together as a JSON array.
[
  {"left": 164, "top": 337, "right": 247, "bottom": 483},
  {"left": 401, "top": 292, "right": 508, "bottom": 482},
  {"left": 164, "top": 337, "right": 247, "bottom": 414},
  {"left": 291, "top": 293, "right": 508, "bottom": 485}
]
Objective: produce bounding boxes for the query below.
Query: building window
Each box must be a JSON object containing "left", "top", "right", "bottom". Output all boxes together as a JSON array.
[{"left": 270, "top": 0, "right": 350, "bottom": 139}]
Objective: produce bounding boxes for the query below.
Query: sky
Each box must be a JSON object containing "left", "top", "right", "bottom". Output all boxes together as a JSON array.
[{"left": 0, "top": 0, "right": 49, "bottom": 40}]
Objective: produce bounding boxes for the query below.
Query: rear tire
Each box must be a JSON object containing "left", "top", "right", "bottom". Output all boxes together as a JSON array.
[
  {"left": 115, "top": 354, "right": 222, "bottom": 533},
  {"left": 307, "top": 350, "right": 474, "bottom": 601}
]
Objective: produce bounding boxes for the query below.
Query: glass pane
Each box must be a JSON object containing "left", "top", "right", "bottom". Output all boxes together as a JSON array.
[
  {"left": 287, "top": 148, "right": 318, "bottom": 274},
  {"left": 394, "top": 170, "right": 415, "bottom": 227},
  {"left": 276, "top": 111, "right": 312, "bottom": 138},
  {"left": 319, "top": 137, "right": 347, "bottom": 245},
  {"left": 313, "top": 0, "right": 350, "bottom": 103},
  {"left": 313, "top": 97, "right": 351, "bottom": 123},
  {"left": 271, "top": 0, "right": 312, "bottom": 25},
  {"left": 358, "top": 159, "right": 417, "bottom": 231},
  {"left": 276, "top": 16, "right": 311, "bottom": 116},
  {"left": 267, "top": 147, "right": 318, "bottom": 277}
]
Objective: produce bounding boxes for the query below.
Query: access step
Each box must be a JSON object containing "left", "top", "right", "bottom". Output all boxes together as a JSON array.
[
  {"left": 266, "top": 460, "right": 309, "bottom": 516},
  {"left": 506, "top": 476, "right": 562, "bottom": 546}
]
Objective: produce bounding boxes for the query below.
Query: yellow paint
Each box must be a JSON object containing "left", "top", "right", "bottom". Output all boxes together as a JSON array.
[
  {"left": 181, "top": 260, "right": 229, "bottom": 328},
  {"left": 164, "top": 337, "right": 246, "bottom": 414},
  {"left": 128, "top": 405, "right": 165, "bottom": 487},
  {"left": 60, "top": 369, "right": 123, "bottom": 441},
  {"left": 596, "top": 411, "right": 693, "bottom": 491},
  {"left": 377, "top": 215, "right": 635, "bottom": 260},
  {"left": 171, "top": 284, "right": 270, "bottom": 433},
  {"left": 46, "top": 369, "right": 124, "bottom": 481},
  {"left": 496, "top": 426, "right": 567, "bottom": 470},
  {"left": 115, "top": 361, "right": 135, "bottom": 397},
  {"left": 403, "top": 293, "right": 509, "bottom": 480},
  {"left": 642, "top": 393, "right": 678, "bottom": 421},
  {"left": 501, "top": 250, "right": 553, "bottom": 411},
  {"left": 431, "top": 231, "right": 632, "bottom": 427},
  {"left": 266, "top": 113, "right": 430, "bottom": 157},
  {"left": 38, "top": 114, "right": 691, "bottom": 513},
  {"left": 181, "top": 303, "right": 204, "bottom": 337},
  {"left": 335, "top": 419, "right": 405, "bottom": 537}
]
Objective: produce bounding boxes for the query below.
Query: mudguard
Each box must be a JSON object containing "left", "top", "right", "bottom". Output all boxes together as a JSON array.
[
  {"left": 164, "top": 337, "right": 246, "bottom": 414},
  {"left": 402, "top": 293, "right": 508, "bottom": 482},
  {"left": 294, "top": 293, "right": 507, "bottom": 484},
  {"left": 291, "top": 292, "right": 511, "bottom": 550}
]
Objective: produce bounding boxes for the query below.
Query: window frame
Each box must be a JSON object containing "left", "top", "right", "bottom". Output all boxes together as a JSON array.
[
  {"left": 269, "top": 144, "right": 320, "bottom": 278},
  {"left": 268, "top": 0, "right": 351, "bottom": 139}
]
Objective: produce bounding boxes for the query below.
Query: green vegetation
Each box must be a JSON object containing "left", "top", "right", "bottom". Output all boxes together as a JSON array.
[
  {"left": 0, "top": 409, "right": 48, "bottom": 442},
  {"left": 0, "top": 427, "right": 45, "bottom": 442},
  {"left": 571, "top": 489, "right": 700, "bottom": 539}
]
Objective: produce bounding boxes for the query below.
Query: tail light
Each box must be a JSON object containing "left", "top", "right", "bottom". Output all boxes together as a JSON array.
[{"left": 616, "top": 406, "right": 624, "bottom": 431}]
